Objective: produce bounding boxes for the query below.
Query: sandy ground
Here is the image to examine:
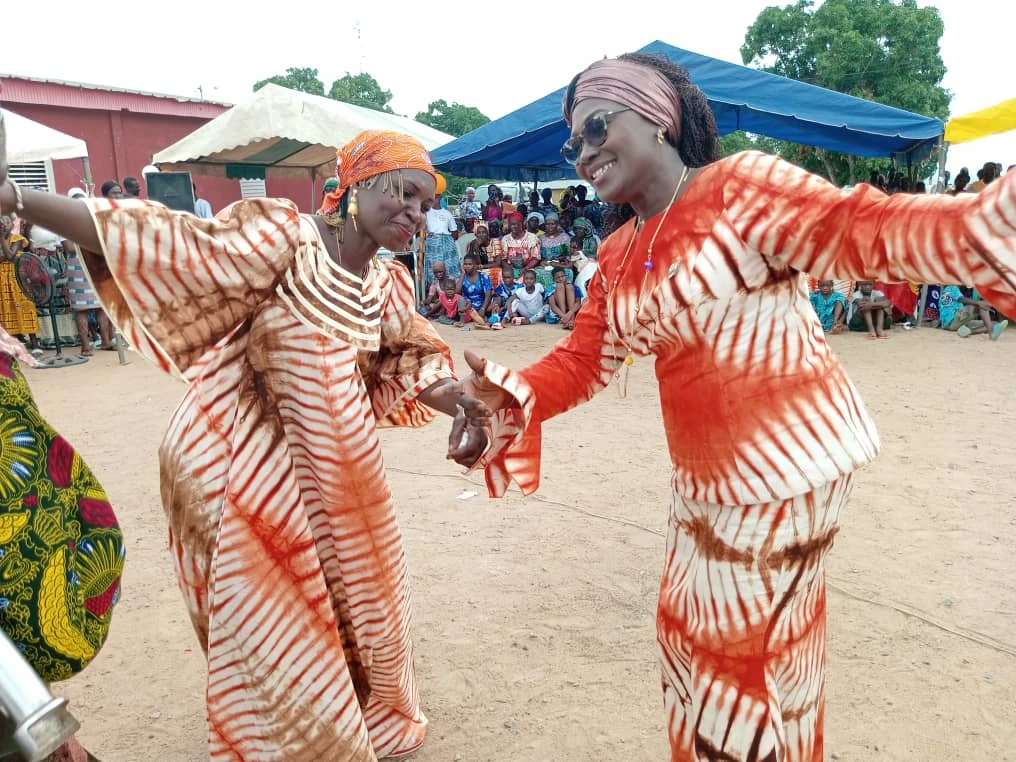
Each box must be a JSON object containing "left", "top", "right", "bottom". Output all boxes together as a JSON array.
[{"left": 23, "top": 324, "right": 1016, "bottom": 762}]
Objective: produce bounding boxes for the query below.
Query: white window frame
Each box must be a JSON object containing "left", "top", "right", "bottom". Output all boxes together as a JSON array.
[{"left": 8, "top": 159, "right": 55, "bottom": 193}]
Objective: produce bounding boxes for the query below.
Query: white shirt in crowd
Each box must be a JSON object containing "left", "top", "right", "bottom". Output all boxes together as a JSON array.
[
  {"left": 29, "top": 225, "right": 64, "bottom": 251},
  {"left": 574, "top": 261, "right": 598, "bottom": 298},
  {"left": 425, "top": 207, "right": 457, "bottom": 236},
  {"left": 512, "top": 283, "right": 546, "bottom": 314}
]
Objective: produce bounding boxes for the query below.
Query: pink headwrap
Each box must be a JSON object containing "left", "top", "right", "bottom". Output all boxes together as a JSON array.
[{"left": 566, "top": 59, "right": 683, "bottom": 143}]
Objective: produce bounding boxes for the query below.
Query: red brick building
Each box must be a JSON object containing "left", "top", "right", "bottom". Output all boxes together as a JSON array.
[{"left": 1, "top": 75, "right": 313, "bottom": 212}]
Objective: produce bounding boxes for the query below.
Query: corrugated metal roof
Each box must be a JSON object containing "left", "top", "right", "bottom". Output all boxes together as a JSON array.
[{"left": 0, "top": 74, "right": 232, "bottom": 118}]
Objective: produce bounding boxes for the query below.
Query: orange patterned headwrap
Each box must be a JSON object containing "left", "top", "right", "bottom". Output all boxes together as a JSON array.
[{"left": 320, "top": 130, "right": 436, "bottom": 215}]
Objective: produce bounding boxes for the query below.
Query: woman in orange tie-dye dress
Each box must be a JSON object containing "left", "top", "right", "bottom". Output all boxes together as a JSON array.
[
  {"left": 0, "top": 126, "right": 491, "bottom": 761},
  {"left": 455, "top": 54, "right": 1016, "bottom": 762}
]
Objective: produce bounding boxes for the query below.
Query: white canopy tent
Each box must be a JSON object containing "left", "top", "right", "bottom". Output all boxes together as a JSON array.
[
  {"left": 3, "top": 108, "right": 89, "bottom": 164},
  {"left": 152, "top": 84, "right": 454, "bottom": 184}
]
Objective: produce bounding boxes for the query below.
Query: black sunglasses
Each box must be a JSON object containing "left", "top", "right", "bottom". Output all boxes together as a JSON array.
[{"left": 561, "top": 108, "right": 631, "bottom": 165}]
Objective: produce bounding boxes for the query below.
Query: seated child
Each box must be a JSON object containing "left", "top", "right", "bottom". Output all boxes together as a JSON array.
[
  {"left": 493, "top": 264, "right": 516, "bottom": 303},
  {"left": 437, "top": 279, "right": 461, "bottom": 325},
  {"left": 809, "top": 279, "right": 847, "bottom": 334},
  {"left": 849, "top": 280, "right": 893, "bottom": 338},
  {"left": 437, "top": 280, "right": 488, "bottom": 330},
  {"left": 459, "top": 253, "right": 492, "bottom": 318},
  {"left": 486, "top": 294, "right": 506, "bottom": 330},
  {"left": 545, "top": 266, "right": 582, "bottom": 329},
  {"left": 488, "top": 264, "right": 516, "bottom": 326},
  {"left": 506, "top": 268, "right": 548, "bottom": 325},
  {"left": 420, "top": 261, "right": 450, "bottom": 319}
]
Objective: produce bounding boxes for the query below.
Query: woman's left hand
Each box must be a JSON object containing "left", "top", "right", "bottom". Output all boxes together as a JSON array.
[{"left": 447, "top": 397, "right": 490, "bottom": 467}]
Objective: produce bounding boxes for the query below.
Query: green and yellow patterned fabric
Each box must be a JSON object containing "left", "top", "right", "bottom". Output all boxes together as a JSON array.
[{"left": 0, "top": 351, "right": 124, "bottom": 682}]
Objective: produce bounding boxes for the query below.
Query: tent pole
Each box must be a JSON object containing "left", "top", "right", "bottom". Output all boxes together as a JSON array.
[
  {"left": 936, "top": 138, "right": 949, "bottom": 193},
  {"left": 85, "top": 155, "right": 127, "bottom": 362},
  {"left": 81, "top": 157, "right": 94, "bottom": 197},
  {"left": 912, "top": 136, "right": 948, "bottom": 330}
]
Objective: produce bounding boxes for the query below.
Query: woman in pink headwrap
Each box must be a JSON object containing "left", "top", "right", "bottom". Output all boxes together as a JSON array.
[
  {"left": 452, "top": 52, "right": 1016, "bottom": 761},
  {"left": 0, "top": 120, "right": 491, "bottom": 761},
  {"left": 500, "top": 211, "right": 541, "bottom": 270}
]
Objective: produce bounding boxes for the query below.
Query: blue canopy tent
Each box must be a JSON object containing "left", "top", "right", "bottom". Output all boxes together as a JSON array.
[{"left": 431, "top": 40, "right": 944, "bottom": 181}]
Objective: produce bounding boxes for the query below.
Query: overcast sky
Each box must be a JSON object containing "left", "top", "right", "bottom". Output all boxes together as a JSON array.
[{"left": 7, "top": 0, "right": 1010, "bottom": 176}]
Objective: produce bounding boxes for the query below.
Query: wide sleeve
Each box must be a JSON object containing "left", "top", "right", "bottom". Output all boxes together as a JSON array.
[
  {"left": 79, "top": 197, "right": 301, "bottom": 379},
  {"left": 470, "top": 265, "right": 627, "bottom": 497},
  {"left": 358, "top": 260, "right": 456, "bottom": 427},
  {"left": 727, "top": 151, "right": 1016, "bottom": 314}
]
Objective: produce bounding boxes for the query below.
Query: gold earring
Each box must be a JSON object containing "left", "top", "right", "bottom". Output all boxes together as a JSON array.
[
  {"left": 657, "top": 129, "right": 665, "bottom": 145},
  {"left": 348, "top": 187, "right": 359, "bottom": 231}
]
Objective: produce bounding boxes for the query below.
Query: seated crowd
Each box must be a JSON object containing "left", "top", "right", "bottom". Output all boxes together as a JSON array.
[
  {"left": 414, "top": 168, "right": 1013, "bottom": 342},
  {"left": 809, "top": 278, "right": 1008, "bottom": 342},
  {"left": 805, "top": 159, "right": 1012, "bottom": 343},
  {"left": 419, "top": 183, "right": 604, "bottom": 331}
]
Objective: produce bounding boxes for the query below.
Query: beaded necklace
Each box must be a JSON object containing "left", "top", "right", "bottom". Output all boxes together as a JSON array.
[{"left": 608, "top": 165, "right": 690, "bottom": 398}]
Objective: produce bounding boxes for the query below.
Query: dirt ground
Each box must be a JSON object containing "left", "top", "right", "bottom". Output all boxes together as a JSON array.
[{"left": 25, "top": 324, "right": 1016, "bottom": 761}]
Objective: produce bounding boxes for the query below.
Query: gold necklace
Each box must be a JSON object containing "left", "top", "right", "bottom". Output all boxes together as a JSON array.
[{"left": 609, "top": 165, "right": 690, "bottom": 398}]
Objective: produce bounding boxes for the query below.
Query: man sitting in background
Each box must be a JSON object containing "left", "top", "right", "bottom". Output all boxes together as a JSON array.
[
  {"left": 849, "top": 280, "right": 893, "bottom": 339},
  {"left": 939, "top": 285, "right": 1008, "bottom": 340}
]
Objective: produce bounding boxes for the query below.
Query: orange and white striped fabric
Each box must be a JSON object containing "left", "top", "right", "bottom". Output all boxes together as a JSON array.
[
  {"left": 81, "top": 198, "right": 455, "bottom": 761},
  {"left": 473, "top": 152, "right": 1016, "bottom": 761}
]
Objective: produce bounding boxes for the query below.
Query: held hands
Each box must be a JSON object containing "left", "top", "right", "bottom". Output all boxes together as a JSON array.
[
  {"left": 447, "top": 350, "right": 510, "bottom": 468},
  {"left": 446, "top": 395, "right": 491, "bottom": 468},
  {"left": 422, "top": 374, "right": 490, "bottom": 468}
]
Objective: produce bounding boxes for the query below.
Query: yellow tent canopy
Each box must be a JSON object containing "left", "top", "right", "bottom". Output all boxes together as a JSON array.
[{"left": 944, "top": 98, "right": 1016, "bottom": 144}]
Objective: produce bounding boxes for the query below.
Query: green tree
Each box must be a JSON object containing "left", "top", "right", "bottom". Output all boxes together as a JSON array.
[
  {"left": 415, "top": 100, "right": 491, "bottom": 138},
  {"left": 413, "top": 101, "right": 491, "bottom": 201},
  {"left": 329, "top": 72, "right": 394, "bottom": 113},
  {"left": 253, "top": 67, "right": 325, "bottom": 96},
  {"left": 740, "top": 0, "right": 950, "bottom": 185},
  {"left": 717, "top": 132, "right": 759, "bottom": 157}
]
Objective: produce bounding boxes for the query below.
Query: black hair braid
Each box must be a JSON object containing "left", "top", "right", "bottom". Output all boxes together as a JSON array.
[
  {"left": 564, "top": 53, "right": 719, "bottom": 232},
  {"left": 617, "top": 53, "right": 718, "bottom": 168}
]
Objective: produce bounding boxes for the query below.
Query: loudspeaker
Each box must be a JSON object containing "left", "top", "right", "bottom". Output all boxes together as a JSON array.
[{"left": 145, "top": 172, "right": 195, "bottom": 213}]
